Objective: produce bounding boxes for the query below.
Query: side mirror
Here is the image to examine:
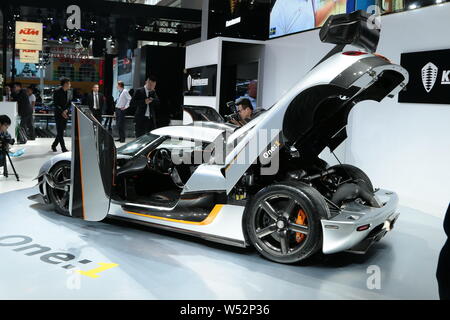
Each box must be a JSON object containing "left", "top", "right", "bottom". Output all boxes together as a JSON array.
[{"left": 319, "top": 10, "right": 380, "bottom": 53}]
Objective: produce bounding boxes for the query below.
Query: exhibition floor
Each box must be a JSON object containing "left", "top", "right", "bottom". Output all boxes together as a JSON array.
[{"left": 0, "top": 139, "right": 445, "bottom": 300}]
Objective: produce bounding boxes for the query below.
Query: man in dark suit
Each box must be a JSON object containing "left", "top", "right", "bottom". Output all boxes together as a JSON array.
[
  {"left": 84, "top": 83, "right": 105, "bottom": 123},
  {"left": 51, "top": 78, "right": 72, "bottom": 153},
  {"left": 11, "top": 82, "right": 34, "bottom": 140},
  {"left": 133, "top": 75, "right": 160, "bottom": 138}
]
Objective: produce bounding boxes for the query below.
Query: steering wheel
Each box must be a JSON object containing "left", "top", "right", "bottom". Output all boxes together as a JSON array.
[{"left": 151, "top": 148, "right": 174, "bottom": 175}]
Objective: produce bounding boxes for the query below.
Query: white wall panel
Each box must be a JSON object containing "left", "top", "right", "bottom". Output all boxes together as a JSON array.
[{"left": 262, "top": 4, "right": 450, "bottom": 217}]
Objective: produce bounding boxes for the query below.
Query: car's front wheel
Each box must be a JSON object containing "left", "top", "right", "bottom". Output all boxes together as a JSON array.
[
  {"left": 47, "top": 161, "right": 71, "bottom": 216},
  {"left": 245, "top": 181, "right": 329, "bottom": 264}
]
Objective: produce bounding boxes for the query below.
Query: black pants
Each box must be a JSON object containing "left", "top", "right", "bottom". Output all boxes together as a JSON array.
[
  {"left": 92, "top": 109, "right": 102, "bottom": 124},
  {"left": 437, "top": 204, "right": 450, "bottom": 300},
  {"left": 103, "top": 116, "right": 113, "bottom": 131},
  {"left": 20, "top": 114, "right": 35, "bottom": 140},
  {"left": 52, "top": 115, "right": 67, "bottom": 151},
  {"left": 116, "top": 109, "right": 126, "bottom": 141},
  {"left": 135, "top": 117, "right": 154, "bottom": 138}
]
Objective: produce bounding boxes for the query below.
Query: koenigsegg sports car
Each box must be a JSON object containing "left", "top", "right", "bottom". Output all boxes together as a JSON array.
[{"left": 32, "top": 11, "right": 409, "bottom": 264}]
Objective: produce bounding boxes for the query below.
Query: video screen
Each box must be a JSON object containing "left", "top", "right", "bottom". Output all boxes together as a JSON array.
[
  {"left": 15, "top": 60, "right": 38, "bottom": 78},
  {"left": 208, "top": 0, "right": 271, "bottom": 40},
  {"left": 269, "top": 0, "right": 375, "bottom": 39}
]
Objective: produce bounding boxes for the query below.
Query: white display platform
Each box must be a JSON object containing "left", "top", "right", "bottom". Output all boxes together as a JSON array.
[
  {"left": 0, "top": 101, "right": 18, "bottom": 140},
  {"left": 0, "top": 186, "right": 444, "bottom": 299}
]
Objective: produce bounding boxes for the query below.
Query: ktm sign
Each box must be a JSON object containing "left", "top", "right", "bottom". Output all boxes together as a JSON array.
[
  {"left": 18, "top": 28, "right": 40, "bottom": 36},
  {"left": 19, "top": 49, "right": 39, "bottom": 63},
  {"left": 15, "top": 21, "right": 43, "bottom": 51}
]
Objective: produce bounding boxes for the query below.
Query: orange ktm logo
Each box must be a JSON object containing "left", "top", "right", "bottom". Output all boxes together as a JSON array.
[{"left": 19, "top": 28, "right": 39, "bottom": 36}]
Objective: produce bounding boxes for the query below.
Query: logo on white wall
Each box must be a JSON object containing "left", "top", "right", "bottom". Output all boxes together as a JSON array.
[
  {"left": 421, "top": 62, "right": 438, "bottom": 93},
  {"left": 187, "top": 75, "right": 208, "bottom": 91}
]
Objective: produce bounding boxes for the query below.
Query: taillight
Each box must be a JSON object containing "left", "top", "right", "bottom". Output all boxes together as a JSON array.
[
  {"left": 374, "top": 53, "right": 391, "bottom": 63},
  {"left": 357, "top": 224, "right": 371, "bottom": 232},
  {"left": 343, "top": 51, "right": 368, "bottom": 56}
]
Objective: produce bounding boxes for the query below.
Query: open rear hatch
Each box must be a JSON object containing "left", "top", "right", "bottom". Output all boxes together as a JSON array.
[
  {"left": 70, "top": 106, "right": 116, "bottom": 221},
  {"left": 283, "top": 10, "right": 406, "bottom": 159},
  {"left": 282, "top": 69, "right": 405, "bottom": 159}
]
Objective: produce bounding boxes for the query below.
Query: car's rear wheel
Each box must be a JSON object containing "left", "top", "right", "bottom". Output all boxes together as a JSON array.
[
  {"left": 245, "top": 181, "right": 329, "bottom": 264},
  {"left": 47, "top": 161, "right": 71, "bottom": 216}
]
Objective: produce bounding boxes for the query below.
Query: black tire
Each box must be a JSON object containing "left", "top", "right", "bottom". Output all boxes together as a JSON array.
[
  {"left": 329, "top": 164, "right": 374, "bottom": 192},
  {"left": 47, "top": 161, "right": 71, "bottom": 216},
  {"left": 245, "top": 181, "right": 330, "bottom": 264}
]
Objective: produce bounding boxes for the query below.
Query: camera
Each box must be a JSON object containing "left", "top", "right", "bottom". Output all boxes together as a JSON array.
[
  {"left": 0, "top": 136, "right": 15, "bottom": 150},
  {"left": 224, "top": 100, "right": 241, "bottom": 122},
  {"left": 224, "top": 112, "right": 241, "bottom": 122}
]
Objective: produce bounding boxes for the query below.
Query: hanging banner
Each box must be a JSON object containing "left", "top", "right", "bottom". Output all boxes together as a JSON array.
[
  {"left": 398, "top": 49, "right": 450, "bottom": 104},
  {"left": 15, "top": 21, "right": 43, "bottom": 51},
  {"left": 19, "top": 49, "right": 39, "bottom": 63}
]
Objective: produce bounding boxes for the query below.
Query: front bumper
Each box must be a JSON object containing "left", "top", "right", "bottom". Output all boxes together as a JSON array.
[
  {"left": 31, "top": 173, "right": 50, "bottom": 204},
  {"left": 321, "top": 189, "right": 399, "bottom": 254}
]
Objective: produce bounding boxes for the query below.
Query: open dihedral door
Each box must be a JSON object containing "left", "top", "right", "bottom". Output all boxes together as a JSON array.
[{"left": 70, "top": 106, "right": 116, "bottom": 221}]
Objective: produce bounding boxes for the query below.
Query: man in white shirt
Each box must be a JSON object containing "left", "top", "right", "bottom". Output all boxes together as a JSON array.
[
  {"left": 235, "top": 80, "right": 257, "bottom": 109},
  {"left": 115, "top": 81, "right": 132, "bottom": 143},
  {"left": 269, "top": 0, "right": 347, "bottom": 38}
]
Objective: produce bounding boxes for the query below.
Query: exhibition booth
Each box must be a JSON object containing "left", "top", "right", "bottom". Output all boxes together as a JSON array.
[{"left": 0, "top": 0, "right": 449, "bottom": 301}]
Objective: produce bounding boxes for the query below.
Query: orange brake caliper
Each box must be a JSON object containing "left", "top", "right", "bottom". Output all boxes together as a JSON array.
[{"left": 295, "top": 209, "right": 307, "bottom": 243}]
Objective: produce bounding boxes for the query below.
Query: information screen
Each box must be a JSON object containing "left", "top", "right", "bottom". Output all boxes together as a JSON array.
[{"left": 269, "top": 0, "right": 358, "bottom": 39}]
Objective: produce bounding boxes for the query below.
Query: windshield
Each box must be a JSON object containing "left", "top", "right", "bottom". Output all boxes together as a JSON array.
[{"left": 117, "top": 133, "right": 160, "bottom": 156}]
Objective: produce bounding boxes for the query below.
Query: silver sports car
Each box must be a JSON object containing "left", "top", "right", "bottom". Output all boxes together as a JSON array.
[{"left": 32, "top": 11, "right": 408, "bottom": 264}]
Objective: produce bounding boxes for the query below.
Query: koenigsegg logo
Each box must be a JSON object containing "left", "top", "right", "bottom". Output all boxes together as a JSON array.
[
  {"left": 18, "top": 28, "right": 40, "bottom": 36},
  {"left": 421, "top": 62, "right": 450, "bottom": 93},
  {"left": 421, "top": 62, "right": 438, "bottom": 93},
  {"left": 187, "top": 74, "right": 192, "bottom": 91},
  {"left": 187, "top": 75, "right": 208, "bottom": 89}
]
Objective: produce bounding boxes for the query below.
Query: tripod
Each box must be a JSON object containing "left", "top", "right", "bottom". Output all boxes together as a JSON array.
[{"left": 1, "top": 148, "right": 20, "bottom": 181}]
